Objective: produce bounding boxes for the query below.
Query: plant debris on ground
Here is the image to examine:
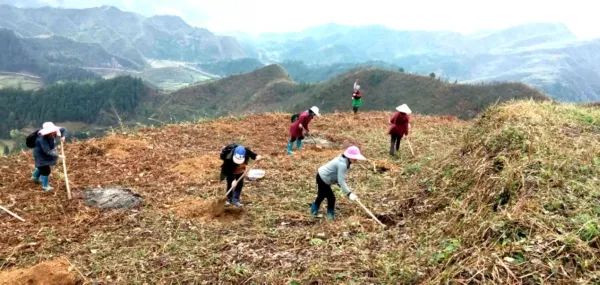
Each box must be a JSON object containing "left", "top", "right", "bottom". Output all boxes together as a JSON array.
[{"left": 0, "top": 102, "right": 598, "bottom": 284}]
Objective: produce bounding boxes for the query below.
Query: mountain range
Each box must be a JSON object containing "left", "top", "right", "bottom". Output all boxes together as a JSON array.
[
  {"left": 242, "top": 23, "right": 600, "bottom": 102},
  {"left": 0, "top": 4, "right": 598, "bottom": 102}
]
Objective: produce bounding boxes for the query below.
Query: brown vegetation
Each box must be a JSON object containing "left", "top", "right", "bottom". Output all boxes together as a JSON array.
[{"left": 1, "top": 102, "right": 597, "bottom": 283}]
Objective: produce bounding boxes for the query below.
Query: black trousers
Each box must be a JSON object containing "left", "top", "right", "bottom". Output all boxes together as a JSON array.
[
  {"left": 352, "top": 107, "right": 359, "bottom": 114},
  {"left": 289, "top": 136, "right": 304, "bottom": 142},
  {"left": 390, "top": 134, "right": 403, "bottom": 151},
  {"left": 314, "top": 173, "right": 335, "bottom": 211},
  {"left": 38, "top": 165, "right": 51, "bottom": 176},
  {"left": 226, "top": 173, "right": 244, "bottom": 202}
]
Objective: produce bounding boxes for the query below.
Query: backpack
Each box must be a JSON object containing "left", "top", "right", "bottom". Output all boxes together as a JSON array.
[
  {"left": 220, "top": 143, "right": 238, "bottom": 160},
  {"left": 25, "top": 129, "right": 40, "bottom": 148},
  {"left": 290, "top": 113, "right": 300, "bottom": 123}
]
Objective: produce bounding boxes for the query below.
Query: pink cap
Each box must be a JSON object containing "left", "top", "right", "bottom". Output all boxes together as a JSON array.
[{"left": 344, "top": 146, "right": 366, "bottom": 160}]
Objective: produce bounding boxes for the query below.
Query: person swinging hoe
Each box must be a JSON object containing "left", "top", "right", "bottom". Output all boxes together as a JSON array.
[
  {"left": 310, "top": 146, "right": 367, "bottom": 220},
  {"left": 287, "top": 106, "right": 320, "bottom": 155}
]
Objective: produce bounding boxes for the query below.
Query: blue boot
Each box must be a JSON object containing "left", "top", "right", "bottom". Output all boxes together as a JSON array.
[
  {"left": 40, "top": 175, "right": 53, "bottom": 192},
  {"left": 296, "top": 139, "right": 303, "bottom": 150},
  {"left": 310, "top": 203, "right": 319, "bottom": 217},
  {"left": 287, "top": 141, "right": 293, "bottom": 155},
  {"left": 326, "top": 208, "right": 335, "bottom": 220},
  {"left": 31, "top": 168, "right": 41, "bottom": 184}
]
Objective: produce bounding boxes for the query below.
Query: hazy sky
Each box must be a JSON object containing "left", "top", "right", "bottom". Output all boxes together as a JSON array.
[{"left": 3, "top": 0, "right": 599, "bottom": 38}]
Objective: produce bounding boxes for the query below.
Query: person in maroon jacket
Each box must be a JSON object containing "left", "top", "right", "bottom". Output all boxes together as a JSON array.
[
  {"left": 388, "top": 104, "right": 412, "bottom": 156},
  {"left": 287, "top": 106, "right": 320, "bottom": 155}
]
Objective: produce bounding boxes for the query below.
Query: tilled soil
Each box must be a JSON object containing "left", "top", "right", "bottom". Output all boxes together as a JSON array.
[{"left": 0, "top": 112, "right": 468, "bottom": 283}]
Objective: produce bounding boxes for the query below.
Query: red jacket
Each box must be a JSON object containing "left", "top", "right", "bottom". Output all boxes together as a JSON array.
[
  {"left": 389, "top": 112, "right": 410, "bottom": 136},
  {"left": 289, "top": 111, "right": 313, "bottom": 138}
]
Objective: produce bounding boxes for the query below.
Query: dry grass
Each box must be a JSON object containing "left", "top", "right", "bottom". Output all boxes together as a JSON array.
[
  {"left": 0, "top": 102, "right": 597, "bottom": 284},
  {"left": 415, "top": 101, "right": 600, "bottom": 284},
  {"left": 84, "top": 135, "right": 150, "bottom": 159},
  {"left": 170, "top": 155, "right": 222, "bottom": 182}
]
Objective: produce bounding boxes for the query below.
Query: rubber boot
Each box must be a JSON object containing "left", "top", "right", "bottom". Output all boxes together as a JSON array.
[
  {"left": 326, "top": 208, "right": 335, "bottom": 220},
  {"left": 310, "top": 203, "right": 319, "bottom": 217},
  {"left": 389, "top": 142, "right": 395, "bottom": 156},
  {"left": 31, "top": 168, "right": 41, "bottom": 184},
  {"left": 40, "top": 175, "right": 53, "bottom": 192},
  {"left": 287, "top": 141, "right": 293, "bottom": 155},
  {"left": 296, "top": 139, "right": 303, "bottom": 150}
]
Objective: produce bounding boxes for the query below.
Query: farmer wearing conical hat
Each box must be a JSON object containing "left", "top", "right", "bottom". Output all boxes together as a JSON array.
[
  {"left": 31, "top": 122, "right": 67, "bottom": 192},
  {"left": 351, "top": 79, "right": 363, "bottom": 115},
  {"left": 287, "top": 106, "right": 320, "bottom": 155},
  {"left": 220, "top": 144, "right": 262, "bottom": 207},
  {"left": 310, "top": 146, "right": 367, "bottom": 220},
  {"left": 388, "top": 104, "right": 412, "bottom": 156}
]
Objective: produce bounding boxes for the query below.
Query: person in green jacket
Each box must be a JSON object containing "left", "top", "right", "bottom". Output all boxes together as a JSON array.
[
  {"left": 310, "top": 146, "right": 367, "bottom": 220},
  {"left": 351, "top": 79, "right": 363, "bottom": 115}
]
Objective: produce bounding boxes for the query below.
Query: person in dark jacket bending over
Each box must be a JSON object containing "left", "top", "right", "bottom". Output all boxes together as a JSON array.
[
  {"left": 388, "top": 104, "right": 412, "bottom": 156},
  {"left": 310, "top": 146, "right": 367, "bottom": 220},
  {"left": 220, "top": 144, "right": 262, "bottom": 207},
  {"left": 31, "top": 122, "right": 67, "bottom": 192},
  {"left": 287, "top": 106, "right": 320, "bottom": 155}
]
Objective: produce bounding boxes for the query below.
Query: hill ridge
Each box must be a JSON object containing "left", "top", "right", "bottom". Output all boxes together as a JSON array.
[{"left": 153, "top": 65, "right": 548, "bottom": 123}]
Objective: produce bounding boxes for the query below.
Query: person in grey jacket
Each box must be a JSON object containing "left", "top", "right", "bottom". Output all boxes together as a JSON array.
[
  {"left": 310, "top": 146, "right": 367, "bottom": 220},
  {"left": 31, "top": 122, "right": 66, "bottom": 192}
]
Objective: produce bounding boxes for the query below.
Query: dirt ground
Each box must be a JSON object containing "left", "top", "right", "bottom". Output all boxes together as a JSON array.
[
  {"left": 0, "top": 257, "right": 81, "bottom": 285},
  {"left": 0, "top": 112, "right": 469, "bottom": 283}
]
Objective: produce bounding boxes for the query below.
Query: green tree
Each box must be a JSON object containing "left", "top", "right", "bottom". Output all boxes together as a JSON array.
[{"left": 429, "top": 72, "right": 436, "bottom": 79}]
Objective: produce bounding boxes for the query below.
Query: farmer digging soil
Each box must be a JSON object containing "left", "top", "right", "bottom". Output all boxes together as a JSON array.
[
  {"left": 310, "top": 146, "right": 367, "bottom": 220},
  {"left": 388, "top": 104, "right": 412, "bottom": 156},
  {"left": 351, "top": 79, "right": 363, "bottom": 115},
  {"left": 220, "top": 144, "right": 262, "bottom": 207},
  {"left": 287, "top": 106, "right": 320, "bottom": 155},
  {"left": 29, "top": 122, "right": 67, "bottom": 192}
]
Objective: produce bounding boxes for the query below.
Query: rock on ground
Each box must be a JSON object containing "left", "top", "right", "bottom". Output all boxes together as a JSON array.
[{"left": 83, "top": 187, "right": 143, "bottom": 209}]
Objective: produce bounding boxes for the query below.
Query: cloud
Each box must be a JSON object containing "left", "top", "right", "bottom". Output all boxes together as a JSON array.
[
  {"left": 153, "top": 6, "right": 184, "bottom": 18},
  {"left": 2, "top": 0, "right": 599, "bottom": 39}
]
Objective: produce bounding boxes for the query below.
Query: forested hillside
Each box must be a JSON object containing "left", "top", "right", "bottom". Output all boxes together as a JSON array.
[
  {"left": 152, "top": 65, "right": 548, "bottom": 122},
  {"left": 0, "top": 28, "right": 102, "bottom": 83},
  {"left": 0, "top": 76, "right": 147, "bottom": 138}
]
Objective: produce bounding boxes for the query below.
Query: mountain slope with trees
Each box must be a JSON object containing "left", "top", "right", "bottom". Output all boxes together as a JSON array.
[
  {"left": 0, "top": 5, "right": 246, "bottom": 64},
  {"left": 0, "top": 76, "right": 148, "bottom": 138},
  {"left": 148, "top": 65, "right": 548, "bottom": 122},
  {"left": 0, "top": 28, "right": 139, "bottom": 83}
]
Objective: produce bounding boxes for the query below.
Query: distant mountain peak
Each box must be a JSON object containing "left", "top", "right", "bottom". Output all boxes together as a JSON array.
[{"left": 0, "top": 5, "right": 247, "bottom": 64}]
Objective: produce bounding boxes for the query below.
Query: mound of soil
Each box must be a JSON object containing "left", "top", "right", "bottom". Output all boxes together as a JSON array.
[
  {"left": 86, "top": 135, "right": 150, "bottom": 159},
  {"left": 170, "top": 155, "right": 222, "bottom": 181},
  {"left": 371, "top": 159, "right": 398, "bottom": 173},
  {"left": 170, "top": 198, "right": 243, "bottom": 222},
  {"left": 0, "top": 257, "right": 82, "bottom": 285},
  {"left": 84, "top": 187, "right": 143, "bottom": 209}
]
